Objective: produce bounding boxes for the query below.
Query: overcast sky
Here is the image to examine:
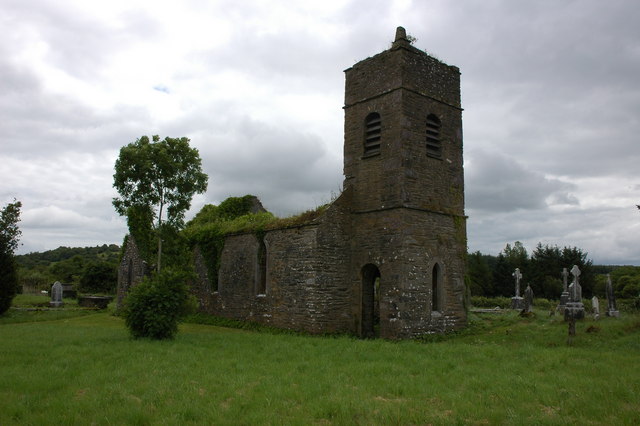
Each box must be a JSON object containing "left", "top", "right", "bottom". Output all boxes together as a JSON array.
[{"left": 1, "top": 0, "right": 639, "bottom": 264}]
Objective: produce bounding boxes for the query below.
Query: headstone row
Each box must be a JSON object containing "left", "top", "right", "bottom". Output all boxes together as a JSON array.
[{"left": 510, "top": 265, "right": 620, "bottom": 320}]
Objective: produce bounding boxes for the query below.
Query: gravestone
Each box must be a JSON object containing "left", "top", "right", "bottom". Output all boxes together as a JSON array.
[
  {"left": 605, "top": 274, "right": 620, "bottom": 317},
  {"left": 50, "top": 281, "right": 64, "bottom": 308},
  {"left": 564, "top": 265, "right": 584, "bottom": 321},
  {"left": 523, "top": 284, "right": 534, "bottom": 313},
  {"left": 558, "top": 267, "right": 570, "bottom": 310},
  {"left": 511, "top": 268, "right": 524, "bottom": 309},
  {"left": 591, "top": 296, "right": 600, "bottom": 320}
]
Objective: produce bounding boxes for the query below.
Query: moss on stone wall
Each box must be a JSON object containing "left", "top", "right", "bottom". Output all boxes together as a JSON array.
[{"left": 183, "top": 195, "right": 330, "bottom": 291}]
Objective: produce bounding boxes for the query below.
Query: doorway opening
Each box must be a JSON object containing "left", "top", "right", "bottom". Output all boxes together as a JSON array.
[{"left": 361, "top": 264, "right": 381, "bottom": 338}]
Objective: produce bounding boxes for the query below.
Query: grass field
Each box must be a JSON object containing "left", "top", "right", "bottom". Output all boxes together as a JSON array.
[{"left": 1, "top": 296, "right": 639, "bottom": 425}]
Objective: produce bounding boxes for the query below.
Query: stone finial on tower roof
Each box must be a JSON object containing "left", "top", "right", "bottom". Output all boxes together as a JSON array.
[{"left": 393, "top": 26, "right": 410, "bottom": 48}]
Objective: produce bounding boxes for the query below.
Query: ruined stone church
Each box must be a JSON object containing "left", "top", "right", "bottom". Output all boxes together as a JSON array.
[{"left": 118, "top": 27, "right": 467, "bottom": 339}]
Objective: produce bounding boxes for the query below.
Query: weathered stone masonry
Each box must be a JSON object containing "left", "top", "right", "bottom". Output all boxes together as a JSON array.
[
  {"left": 116, "top": 236, "right": 147, "bottom": 308},
  {"left": 118, "top": 27, "right": 468, "bottom": 338}
]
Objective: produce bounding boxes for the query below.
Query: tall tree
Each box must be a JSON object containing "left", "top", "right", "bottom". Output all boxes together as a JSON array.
[
  {"left": 502, "top": 241, "right": 529, "bottom": 270},
  {"left": 491, "top": 242, "right": 530, "bottom": 297},
  {"left": 466, "top": 251, "right": 494, "bottom": 296},
  {"left": 529, "top": 244, "right": 563, "bottom": 299},
  {"left": 493, "top": 253, "right": 514, "bottom": 297},
  {"left": 113, "top": 135, "right": 208, "bottom": 272},
  {"left": 529, "top": 243, "right": 594, "bottom": 299},
  {"left": 0, "top": 200, "right": 22, "bottom": 314}
]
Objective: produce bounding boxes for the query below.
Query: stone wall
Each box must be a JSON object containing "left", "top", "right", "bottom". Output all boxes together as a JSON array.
[
  {"left": 201, "top": 193, "right": 355, "bottom": 334},
  {"left": 116, "top": 236, "right": 147, "bottom": 309}
]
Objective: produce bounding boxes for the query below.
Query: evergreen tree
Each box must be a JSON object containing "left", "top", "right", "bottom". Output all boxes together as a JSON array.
[
  {"left": 467, "top": 251, "right": 494, "bottom": 296},
  {"left": 493, "top": 253, "right": 515, "bottom": 297}
]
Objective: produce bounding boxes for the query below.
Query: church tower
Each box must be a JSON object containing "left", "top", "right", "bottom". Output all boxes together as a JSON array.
[{"left": 343, "top": 27, "right": 467, "bottom": 338}]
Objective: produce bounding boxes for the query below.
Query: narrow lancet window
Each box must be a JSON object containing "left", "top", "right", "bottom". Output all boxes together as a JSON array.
[
  {"left": 432, "top": 263, "right": 441, "bottom": 312},
  {"left": 256, "top": 238, "right": 267, "bottom": 295}
]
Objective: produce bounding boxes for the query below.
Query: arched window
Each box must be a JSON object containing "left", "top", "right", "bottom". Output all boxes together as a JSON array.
[
  {"left": 364, "top": 112, "right": 381, "bottom": 156},
  {"left": 256, "top": 237, "right": 267, "bottom": 295},
  {"left": 426, "top": 114, "right": 442, "bottom": 158},
  {"left": 431, "top": 263, "right": 441, "bottom": 312}
]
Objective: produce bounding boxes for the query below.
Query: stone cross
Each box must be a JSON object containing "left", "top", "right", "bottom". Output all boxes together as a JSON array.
[
  {"left": 561, "top": 267, "right": 569, "bottom": 292},
  {"left": 50, "top": 281, "right": 63, "bottom": 307},
  {"left": 570, "top": 265, "right": 580, "bottom": 285},
  {"left": 513, "top": 268, "right": 522, "bottom": 298},
  {"left": 569, "top": 265, "right": 582, "bottom": 302}
]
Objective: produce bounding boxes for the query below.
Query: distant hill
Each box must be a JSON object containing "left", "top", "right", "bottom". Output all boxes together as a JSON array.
[{"left": 16, "top": 244, "right": 121, "bottom": 269}]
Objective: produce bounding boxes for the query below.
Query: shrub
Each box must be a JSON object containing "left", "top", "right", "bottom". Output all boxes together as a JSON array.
[
  {"left": 621, "top": 283, "right": 640, "bottom": 299},
  {"left": 617, "top": 297, "right": 640, "bottom": 313},
  {"left": 123, "top": 268, "right": 193, "bottom": 339}
]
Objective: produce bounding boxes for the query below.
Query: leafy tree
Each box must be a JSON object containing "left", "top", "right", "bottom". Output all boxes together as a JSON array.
[
  {"left": 79, "top": 261, "right": 117, "bottom": 294},
  {"left": 113, "top": 135, "right": 208, "bottom": 272},
  {"left": 502, "top": 241, "right": 529, "bottom": 271},
  {"left": 608, "top": 266, "right": 640, "bottom": 300},
  {"left": 49, "top": 255, "right": 85, "bottom": 284},
  {"left": 0, "top": 200, "right": 22, "bottom": 315}
]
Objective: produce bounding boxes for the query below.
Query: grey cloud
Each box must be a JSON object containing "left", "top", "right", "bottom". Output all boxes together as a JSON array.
[
  {"left": 424, "top": 0, "right": 640, "bottom": 179},
  {"left": 0, "top": 57, "right": 150, "bottom": 158},
  {"left": 465, "top": 148, "right": 576, "bottom": 212},
  {"left": 2, "top": 0, "right": 639, "bottom": 265},
  {"left": 3, "top": 0, "right": 160, "bottom": 81},
  {"left": 468, "top": 204, "right": 640, "bottom": 265},
  {"left": 198, "top": 116, "right": 342, "bottom": 216}
]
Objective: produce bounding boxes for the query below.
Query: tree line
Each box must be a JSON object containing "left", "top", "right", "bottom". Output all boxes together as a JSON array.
[
  {"left": 467, "top": 241, "right": 640, "bottom": 300},
  {"left": 15, "top": 244, "right": 121, "bottom": 294}
]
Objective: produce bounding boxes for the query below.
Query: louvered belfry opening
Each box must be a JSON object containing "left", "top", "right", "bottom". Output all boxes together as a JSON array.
[
  {"left": 364, "top": 112, "right": 381, "bottom": 155},
  {"left": 426, "top": 114, "right": 442, "bottom": 158}
]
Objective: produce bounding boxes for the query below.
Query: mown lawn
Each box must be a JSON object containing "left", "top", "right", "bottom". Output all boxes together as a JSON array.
[{"left": 0, "top": 303, "right": 638, "bottom": 425}]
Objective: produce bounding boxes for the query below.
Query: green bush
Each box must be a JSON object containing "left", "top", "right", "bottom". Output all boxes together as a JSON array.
[
  {"left": 617, "top": 298, "right": 640, "bottom": 312},
  {"left": 123, "top": 268, "right": 193, "bottom": 339},
  {"left": 621, "top": 283, "right": 640, "bottom": 299}
]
